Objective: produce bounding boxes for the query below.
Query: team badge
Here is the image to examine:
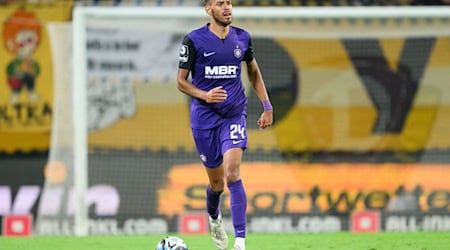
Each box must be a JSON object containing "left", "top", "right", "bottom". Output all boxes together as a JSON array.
[{"left": 233, "top": 45, "right": 242, "bottom": 59}]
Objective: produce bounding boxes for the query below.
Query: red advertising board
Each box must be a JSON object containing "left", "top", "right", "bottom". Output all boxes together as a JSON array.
[
  {"left": 178, "top": 212, "right": 208, "bottom": 234},
  {"left": 351, "top": 211, "right": 380, "bottom": 233},
  {"left": 2, "top": 214, "right": 33, "bottom": 237}
]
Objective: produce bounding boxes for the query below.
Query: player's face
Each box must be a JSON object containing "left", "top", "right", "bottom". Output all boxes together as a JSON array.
[{"left": 208, "top": 0, "right": 232, "bottom": 27}]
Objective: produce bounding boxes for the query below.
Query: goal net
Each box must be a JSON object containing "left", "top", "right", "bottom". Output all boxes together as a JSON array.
[{"left": 37, "top": 6, "right": 450, "bottom": 236}]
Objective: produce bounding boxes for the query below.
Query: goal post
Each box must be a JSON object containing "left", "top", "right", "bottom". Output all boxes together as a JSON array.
[
  {"left": 72, "top": 9, "right": 88, "bottom": 237},
  {"left": 49, "top": 6, "right": 450, "bottom": 236}
]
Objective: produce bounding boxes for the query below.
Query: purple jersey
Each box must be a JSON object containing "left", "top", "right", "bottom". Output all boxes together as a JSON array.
[{"left": 179, "top": 24, "right": 254, "bottom": 129}]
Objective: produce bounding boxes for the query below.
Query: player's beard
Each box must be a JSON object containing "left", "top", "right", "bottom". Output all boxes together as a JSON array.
[{"left": 212, "top": 10, "right": 232, "bottom": 27}]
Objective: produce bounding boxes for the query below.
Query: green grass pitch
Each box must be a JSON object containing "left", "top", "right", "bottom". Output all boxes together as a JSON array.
[{"left": 1, "top": 232, "right": 449, "bottom": 250}]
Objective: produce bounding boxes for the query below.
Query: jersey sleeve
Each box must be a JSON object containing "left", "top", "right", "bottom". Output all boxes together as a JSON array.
[
  {"left": 243, "top": 38, "right": 254, "bottom": 63},
  {"left": 178, "top": 36, "right": 196, "bottom": 70}
]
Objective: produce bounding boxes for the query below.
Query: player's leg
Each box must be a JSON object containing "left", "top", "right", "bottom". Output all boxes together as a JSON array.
[
  {"left": 205, "top": 166, "right": 228, "bottom": 250},
  {"left": 205, "top": 166, "right": 225, "bottom": 219},
  {"left": 206, "top": 165, "right": 228, "bottom": 250},
  {"left": 221, "top": 115, "right": 248, "bottom": 250},
  {"left": 192, "top": 127, "right": 228, "bottom": 250},
  {"left": 224, "top": 148, "right": 247, "bottom": 250}
]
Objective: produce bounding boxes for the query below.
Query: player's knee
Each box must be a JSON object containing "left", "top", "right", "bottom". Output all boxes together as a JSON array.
[
  {"left": 225, "top": 168, "right": 240, "bottom": 183},
  {"left": 210, "top": 179, "right": 225, "bottom": 192}
]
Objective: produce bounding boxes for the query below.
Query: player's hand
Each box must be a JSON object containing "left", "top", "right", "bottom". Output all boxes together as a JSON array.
[
  {"left": 257, "top": 110, "right": 273, "bottom": 129},
  {"left": 204, "top": 86, "right": 227, "bottom": 103}
]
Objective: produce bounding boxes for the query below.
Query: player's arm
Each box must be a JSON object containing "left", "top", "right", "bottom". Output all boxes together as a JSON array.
[
  {"left": 246, "top": 59, "right": 270, "bottom": 107},
  {"left": 246, "top": 58, "right": 273, "bottom": 129},
  {"left": 176, "top": 36, "right": 227, "bottom": 103},
  {"left": 177, "top": 69, "right": 227, "bottom": 103},
  {"left": 244, "top": 38, "right": 273, "bottom": 129}
]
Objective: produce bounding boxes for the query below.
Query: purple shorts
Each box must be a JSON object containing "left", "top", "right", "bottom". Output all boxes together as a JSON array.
[{"left": 192, "top": 115, "right": 247, "bottom": 168}]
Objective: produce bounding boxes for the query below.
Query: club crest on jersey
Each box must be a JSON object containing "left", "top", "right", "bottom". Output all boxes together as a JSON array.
[{"left": 234, "top": 45, "right": 242, "bottom": 59}]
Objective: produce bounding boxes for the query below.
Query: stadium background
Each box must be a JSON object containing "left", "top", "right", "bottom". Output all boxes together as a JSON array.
[{"left": 1, "top": 0, "right": 450, "bottom": 236}]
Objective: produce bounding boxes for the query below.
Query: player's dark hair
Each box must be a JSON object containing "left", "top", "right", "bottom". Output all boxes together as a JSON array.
[{"left": 203, "top": 0, "right": 210, "bottom": 6}]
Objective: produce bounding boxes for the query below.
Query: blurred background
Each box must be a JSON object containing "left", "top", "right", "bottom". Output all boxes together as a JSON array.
[
  {"left": 1, "top": 0, "right": 450, "bottom": 237},
  {"left": 1, "top": 0, "right": 450, "bottom": 6}
]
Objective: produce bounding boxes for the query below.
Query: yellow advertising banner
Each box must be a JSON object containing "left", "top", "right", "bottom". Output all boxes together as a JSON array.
[
  {"left": 159, "top": 163, "right": 450, "bottom": 216},
  {"left": 87, "top": 35, "right": 450, "bottom": 153},
  {"left": 273, "top": 36, "right": 450, "bottom": 151},
  {"left": 0, "top": 4, "right": 72, "bottom": 153}
]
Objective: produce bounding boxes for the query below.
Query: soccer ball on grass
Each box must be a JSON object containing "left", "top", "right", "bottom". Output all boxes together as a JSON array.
[{"left": 155, "top": 236, "right": 188, "bottom": 250}]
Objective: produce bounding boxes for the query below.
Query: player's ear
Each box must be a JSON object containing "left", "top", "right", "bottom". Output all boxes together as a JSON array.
[{"left": 204, "top": 5, "right": 211, "bottom": 16}]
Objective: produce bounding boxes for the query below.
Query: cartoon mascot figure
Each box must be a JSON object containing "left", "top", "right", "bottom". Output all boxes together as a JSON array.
[{"left": 3, "top": 10, "right": 41, "bottom": 104}]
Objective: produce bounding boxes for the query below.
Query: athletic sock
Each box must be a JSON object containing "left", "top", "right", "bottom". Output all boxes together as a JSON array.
[
  {"left": 227, "top": 179, "right": 247, "bottom": 238},
  {"left": 235, "top": 237, "right": 246, "bottom": 250},
  {"left": 206, "top": 185, "right": 222, "bottom": 219}
]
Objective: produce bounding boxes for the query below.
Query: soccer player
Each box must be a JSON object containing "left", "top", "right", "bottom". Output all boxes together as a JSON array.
[{"left": 176, "top": 0, "right": 273, "bottom": 249}]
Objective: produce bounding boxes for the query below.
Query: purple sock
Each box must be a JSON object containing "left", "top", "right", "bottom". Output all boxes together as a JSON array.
[
  {"left": 228, "top": 179, "right": 247, "bottom": 238},
  {"left": 206, "top": 185, "right": 222, "bottom": 219}
]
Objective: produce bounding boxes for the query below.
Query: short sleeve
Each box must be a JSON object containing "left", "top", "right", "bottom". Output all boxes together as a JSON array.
[
  {"left": 178, "top": 36, "right": 196, "bottom": 70},
  {"left": 243, "top": 38, "right": 254, "bottom": 63}
]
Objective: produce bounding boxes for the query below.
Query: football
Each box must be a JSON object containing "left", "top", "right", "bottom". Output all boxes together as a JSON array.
[{"left": 155, "top": 236, "right": 188, "bottom": 250}]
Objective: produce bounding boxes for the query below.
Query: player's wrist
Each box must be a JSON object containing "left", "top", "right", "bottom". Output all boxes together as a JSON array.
[{"left": 262, "top": 100, "right": 273, "bottom": 112}]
